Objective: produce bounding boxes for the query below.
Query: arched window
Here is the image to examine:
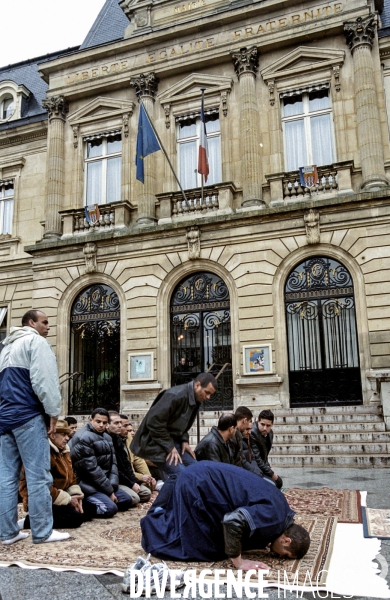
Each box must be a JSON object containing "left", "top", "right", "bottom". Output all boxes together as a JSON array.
[
  {"left": 69, "top": 284, "right": 120, "bottom": 413},
  {"left": 170, "top": 271, "right": 233, "bottom": 410},
  {"left": 0, "top": 95, "right": 14, "bottom": 120},
  {"left": 285, "top": 256, "right": 362, "bottom": 406}
]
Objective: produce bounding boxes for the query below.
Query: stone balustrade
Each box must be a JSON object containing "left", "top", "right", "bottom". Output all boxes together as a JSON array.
[
  {"left": 157, "top": 182, "right": 237, "bottom": 223},
  {"left": 265, "top": 161, "right": 354, "bottom": 206},
  {"left": 60, "top": 201, "right": 132, "bottom": 238},
  {"left": 172, "top": 187, "right": 219, "bottom": 217}
]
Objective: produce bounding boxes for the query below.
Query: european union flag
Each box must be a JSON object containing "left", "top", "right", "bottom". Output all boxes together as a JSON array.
[{"left": 135, "top": 104, "right": 161, "bottom": 183}]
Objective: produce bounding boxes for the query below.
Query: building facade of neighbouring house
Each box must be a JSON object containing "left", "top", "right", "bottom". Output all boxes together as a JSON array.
[{"left": 1, "top": 0, "right": 390, "bottom": 423}]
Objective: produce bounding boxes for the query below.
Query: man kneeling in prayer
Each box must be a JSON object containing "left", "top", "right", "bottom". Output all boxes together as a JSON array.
[
  {"left": 19, "top": 420, "right": 89, "bottom": 530},
  {"left": 141, "top": 462, "right": 310, "bottom": 571}
]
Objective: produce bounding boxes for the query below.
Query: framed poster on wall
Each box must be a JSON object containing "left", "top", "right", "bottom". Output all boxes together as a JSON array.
[
  {"left": 243, "top": 344, "right": 272, "bottom": 375},
  {"left": 128, "top": 352, "right": 154, "bottom": 381}
]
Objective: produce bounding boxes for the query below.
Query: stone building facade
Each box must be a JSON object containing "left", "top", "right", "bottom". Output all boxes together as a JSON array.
[{"left": 1, "top": 0, "right": 390, "bottom": 420}]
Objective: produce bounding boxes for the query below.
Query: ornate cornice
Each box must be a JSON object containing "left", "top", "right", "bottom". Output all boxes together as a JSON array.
[
  {"left": 130, "top": 72, "right": 159, "bottom": 99},
  {"left": 42, "top": 95, "right": 68, "bottom": 120},
  {"left": 344, "top": 14, "right": 377, "bottom": 53},
  {"left": 230, "top": 46, "right": 259, "bottom": 78}
]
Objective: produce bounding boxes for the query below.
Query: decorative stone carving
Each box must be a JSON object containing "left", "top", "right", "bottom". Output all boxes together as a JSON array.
[
  {"left": 230, "top": 46, "right": 259, "bottom": 78},
  {"left": 42, "top": 95, "right": 68, "bottom": 121},
  {"left": 135, "top": 11, "right": 149, "bottom": 27},
  {"left": 187, "top": 226, "right": 200, "bottom": 260},
  {"left": 72, "top": 125, "right": 79, "bottom": 148},
  {"left": 344, "top": 14, "right": 377, "bottom": 52},
  {"left": 130, "top": 72, "right": 159, "bottom": 99},
  {"left": 221, "top": 91, "right": 228, "bottom": 116},
  {"left": 123, "top": 112, "right": 130, "bottom": 137},
  {"left": 304, "top": 209, "right": 320, "bottom": 245},
  {"left": 163, "top": 103, "right": 171, "bottom": 129},
  {"left": 268, "top": 79, "right": 275, "bottom": 106},
  {"left": 333, "top": 66, "right": 341, "bottom": 92},
  {"left": 83, "top": 242, "right": 97, "bottom": 273}
]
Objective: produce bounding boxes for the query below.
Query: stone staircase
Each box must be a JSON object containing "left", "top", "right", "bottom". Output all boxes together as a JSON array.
[{"left": 189, "top": 404, "right": 390, "bottom": 468}]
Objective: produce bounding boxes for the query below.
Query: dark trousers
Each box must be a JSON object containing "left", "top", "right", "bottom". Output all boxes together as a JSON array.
[
  {"left": 84, "top": 488, "right": 132, "bottom": 518},
  {"left": 24, "top": 504, "right": 87, "bottom": 530}
]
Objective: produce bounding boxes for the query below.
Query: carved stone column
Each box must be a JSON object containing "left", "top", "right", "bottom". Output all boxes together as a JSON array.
[
  {"left": 344, "top": 15, "right": 388, "bottom": 189},
  {"left": 42, "top": 95, "right": 68, "bottom": 238},
  {"left": 231, "top": 46, "right": 264, "bottom": 207},
  {"left": 130, "top": 72, "right": 159, "bottom": 225}
]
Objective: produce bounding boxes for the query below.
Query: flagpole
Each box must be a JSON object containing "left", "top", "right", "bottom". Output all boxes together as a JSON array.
[
  {"left": 139, "top": 97, "right": 188, "bottom": 203},
  {"left": 200, "top": 88, "right": 206, "bottom": 207}
]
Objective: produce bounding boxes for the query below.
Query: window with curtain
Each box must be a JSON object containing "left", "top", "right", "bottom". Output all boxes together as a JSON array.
[
  {"left": 282, "top": 88, "right": 335, "bottom": 172},
  {"left": 177, "top": 113, "right": 221, "bottom": 189},
  {"left": 0, "top": 94, "right": 15, "bottom": 121},
  {"left": 0, "top": 180, "right": 14, "bottom": 235},
  {"left": 84, "top": 133, "right": 122, "bottom": 205}
]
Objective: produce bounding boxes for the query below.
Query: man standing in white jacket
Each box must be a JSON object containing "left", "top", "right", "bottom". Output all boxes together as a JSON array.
[{"left": 0, "top": 309, "right": 70, "bottom": 544}]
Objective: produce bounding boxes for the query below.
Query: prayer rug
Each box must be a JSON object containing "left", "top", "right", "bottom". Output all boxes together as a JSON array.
[
  {"left": 0, "top": 506, "right": 336, "bottom": 586},
  {"left": 284, "top": 487, "right": 362, "bottom": 523},
  {"left": 362, "top": 507, "right": 390, "bottom": 539}
]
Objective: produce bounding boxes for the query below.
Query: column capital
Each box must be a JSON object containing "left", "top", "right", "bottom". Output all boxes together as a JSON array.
[
  {"left": 130, "top": 72, "right": 159, "bottom": 99},
  {"left": 42, "top": 95, "right": 68, "bottom": 121},
  {"left": 344, "top": 14, "right": 377, "bottom": 52},
  {"left": 231, "top": 46, "right": 259, "bottom": 78}
]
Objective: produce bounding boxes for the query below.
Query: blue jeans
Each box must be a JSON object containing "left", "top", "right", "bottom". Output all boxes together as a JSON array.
[
  {"left": 0, "top": 415, "right": 53, "bottom": 543},
  {"left": 84, "top": 488, "right": 133, "bottom": 518},
  {"left": 154, "top": 442, "right": 196, "bottom": 477}
]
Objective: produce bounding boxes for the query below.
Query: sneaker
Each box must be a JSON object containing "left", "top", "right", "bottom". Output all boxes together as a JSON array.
[
  {"left": 122, "top": 554, "right": 151, "bottom": 593},
  {"left": 155, "top": 480, "right": 164, "bottom": 491},
  {"left": 142, "top": 562, "right": 185, "bottom": 595},
  {"left": 141, "top": 563, "right": 168, "bottom": 596}
]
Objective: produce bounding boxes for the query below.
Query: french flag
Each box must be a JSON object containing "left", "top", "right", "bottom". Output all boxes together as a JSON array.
[{"left": 198, "top": 95, "right": 209, "bottom": 183}]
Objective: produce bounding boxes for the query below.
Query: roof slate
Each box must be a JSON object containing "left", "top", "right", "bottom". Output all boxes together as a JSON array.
[
  {"left": 0, "top": 49, "right": 77, "bottom": 130},
  {"left": 80, "top": 0, "right": 128, "bottom": 50}
]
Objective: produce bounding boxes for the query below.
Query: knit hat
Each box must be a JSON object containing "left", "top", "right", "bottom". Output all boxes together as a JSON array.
[{"left": 55, "top": 419, "right": 71, "bottom": 435}]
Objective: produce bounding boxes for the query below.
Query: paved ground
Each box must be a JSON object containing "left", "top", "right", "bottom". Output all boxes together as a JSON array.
[{"left": 0, "top": 467, "right": 389, "bottom": 600}]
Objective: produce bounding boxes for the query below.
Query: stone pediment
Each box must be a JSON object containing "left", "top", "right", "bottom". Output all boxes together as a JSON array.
[
  {"left": 68, "top": 97, "right": 135, "bottom": 126},
  {"left": 261, "top": 47, "right": 345, "bottom": 82},
  {"left": 158, "top": 73, "right": 233, "bottom": 105},
  {"left": 158, "top": 73, "right": 233, "bottom": 124}
]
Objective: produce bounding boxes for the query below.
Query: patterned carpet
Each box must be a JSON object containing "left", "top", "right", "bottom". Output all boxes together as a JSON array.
[
  {"left": 0, "top": 488, "right": 361, "bottom": 585},
  {"left": 284, "top": 488, "right": 362, "bottom": 523}
]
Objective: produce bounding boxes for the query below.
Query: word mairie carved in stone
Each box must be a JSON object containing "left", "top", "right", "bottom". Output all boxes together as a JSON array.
[
  {"left": 304, "top": 209, "right": 320, "bottom": 245},
  {"left": 130, "top": 72, "right": 159, "bottom": 98},
  {"left": 42, "top": 95, "right": 69, "bottom": 120},
  {"left": 187, "top": 226, "right": 200, "bottom": 260},
  {"left": 231, "top": 46, "right": 259, "bottom": 77},
  {"left": 344, "top": 14, "right": 377, "bottom": 52}
]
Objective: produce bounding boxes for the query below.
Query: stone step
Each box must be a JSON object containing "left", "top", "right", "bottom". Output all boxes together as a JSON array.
[
  {"left": 271, "top": 455, "right": 390, "bottom": 468},
  {"left": 273, "top": 422, "right": 386, "bottom": 433},
  {"left": 273, "top": 413, "right": 383, "bottom": 425},
  {"left": 191, "top": 414, "right": 384, "bottom": 433},
  {"left": 273, "top": 432, "right": 390, "bottom": 444},
  {"left": 272, "top": 442, "right": 390, "bottom": 455},
  {"left": 188, "top": 427, "right": 390, "bottom": 446},
  {"left": 269, "top": 405, "right": 382, "bottom": 417}
]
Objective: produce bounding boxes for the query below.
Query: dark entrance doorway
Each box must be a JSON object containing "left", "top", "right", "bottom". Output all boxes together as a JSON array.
[
  {"left": 68, "top": 284, "right": 120, "bottom": 413},
  {"left": 285, "top": 257, "right": 362, "bottom": 406},
  {"left": 170, "top": 271, "right": 233, "bottom": 410}
]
